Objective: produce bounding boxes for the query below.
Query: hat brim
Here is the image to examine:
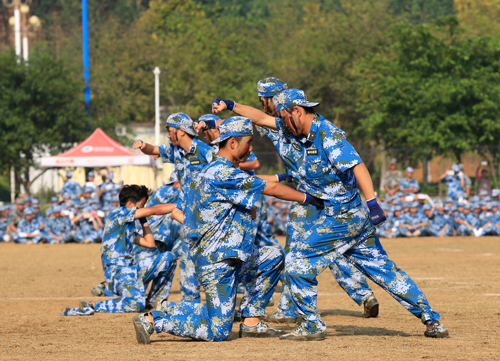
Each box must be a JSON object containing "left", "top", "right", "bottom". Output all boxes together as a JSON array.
[{"left": 293, "top": 100, "right": 320, "bottom": 108}]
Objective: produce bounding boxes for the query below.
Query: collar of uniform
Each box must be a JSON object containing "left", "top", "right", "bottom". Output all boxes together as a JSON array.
[
  {"left": 186, "top": 138, "right": 199, "bottom": 156},
  {"left": 215, "top": 154, "right": 236, "bottom": 168},
  {"left": 300, "top": 114, "right": 320, "bottom": 144}
]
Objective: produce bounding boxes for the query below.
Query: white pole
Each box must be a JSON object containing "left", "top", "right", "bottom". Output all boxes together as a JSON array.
[
  {"left": 154, "top": 67, "right": 161, "bottom": 145},
  {"left": 14, "top": 8, "right": 21, "bottom": 60},
  {"left": 22, "top": 36, "right": 28, "bottom": 61},
  {"left": 10, "top": 167, "right": 15, "bottom": 203},
  {"left": 153, "top": 67, "right": 163, "bottom": 172}
]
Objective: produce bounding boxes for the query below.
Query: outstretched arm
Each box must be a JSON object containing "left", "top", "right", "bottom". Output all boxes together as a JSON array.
[
  {"left": 213, "top": 101, "right": 277, "bottom": 130},
  {"left": 135, "top": 203, "right": 176, "bottom": 219},
  {"left": 132, "top": 140, "right": 160, "bottom": 156},
  {"left": 262, "top": 182, "right": 308, "bottom": 203},
  {"left": 352, "top": 163, "right": 375, "bottom": 200}
]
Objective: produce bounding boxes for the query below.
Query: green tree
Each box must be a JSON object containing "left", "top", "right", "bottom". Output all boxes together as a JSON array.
[
  {"left": 357, "top": 18, "right": 500, "bottom": 165},
  {"left": 0, "top": 49, "right": 89, "bottom": 195}
]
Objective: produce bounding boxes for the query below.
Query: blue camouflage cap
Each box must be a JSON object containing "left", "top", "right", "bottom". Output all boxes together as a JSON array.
[
  {"left": 410, "top": 201, "right": 419, "bottom": 208},
  {"left": 443, "top": 205, "right": 451, "bottom": 212},
  {"left": 492, "top": 189, "right": 500, "bottom": 197},
  {"left": 470, "top": 195, "right": 480, "bottom": 203},
  {"left": 63, "top": 193, "right": 71, "bottom": 199},
  {"left": 51, "top": 196, "right": 59, "bottom": 203},
  {"left": 479, "top": 189, "right": 488, "bottom": 196},
  {"left": 23, "top": 207, "right": 35, "bottom": 215},
  {"left": 406, "top": 167, "right": 414, "bottom": 173},
  {"left": 403, "top": 202, "right": 411, "bottom": 208},
  {"left": 486, "top": 202, "right": 493, "bottom": 210},
  {"left": 492, "top": 201, "right": 499, "bottom": 208},
  {"left": 25, "top": 197, "right": 32, "bottom": 203},
  {"left": 82, "top": 186, "right": 93, "bottom": 194},
  {"left": 472, "top": 203, "right": 481, "bottom": 209},
  {"left": 0, "top": 205, "right": 6, "bottom": 212},
  {"left": 16, "top": 198, "right": 25, "bottom": 205},
  {"left": 66, "top": 171, "right": 73, "bottom": 178},
  {"left": 463, "top": 203, "right": 471, "bottom": 210},
  {"left": 198, "top": 114, "right": 221, "bottom": 123},
  {"left": 393, "top": 205, "right": 402, "bottom": 212},
  {"left": 273, "top": 89, "right": 320, "bottom": 112},
  {"left": 422, "top": 204, "right": 432, "bottom": 211},
  {"left": 108, "top": 171, "right": 114, "bottom": 180},
  {"left": 32, "top": 199, "right": 39, "bottom": 206},
  {"left": 87, "top": 171, "right": 95, "bottom": 177},
  {"left": 257, "top": 77, "right": 289, "bottom": 97},
  {"left": 451, "top": 164, "right": 460, "bottom": 172},
  {"left": 211, "top": 116, "right": 253, "bottom": 144},
  {"left": 484, "top": 195, "right": 491, "bottom": 202},
  {"left": 165, "top": 112, "right": 198, "bottom": 137},
  {"left": 52, "top": 205, "right": 62, "bottom": 213},
  {"left": 445, "top": 197, "right": 454, "bottom": 203}
]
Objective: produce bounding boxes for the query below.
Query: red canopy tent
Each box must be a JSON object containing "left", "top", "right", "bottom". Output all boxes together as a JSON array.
[{"left": 40, "top": 128, "right": 154, "bottom": 167}]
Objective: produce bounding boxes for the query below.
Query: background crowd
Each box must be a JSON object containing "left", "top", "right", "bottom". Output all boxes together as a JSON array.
[{"left": 1, "top": 158, "right": 499, "bottom": 244}]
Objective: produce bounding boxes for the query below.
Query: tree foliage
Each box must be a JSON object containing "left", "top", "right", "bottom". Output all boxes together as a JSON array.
[
  {"left": 0, "top": 49, "right": 89, "bottom": 194},
  {"left": 357, "top": 17, "right": 500, "bottom": 163}
]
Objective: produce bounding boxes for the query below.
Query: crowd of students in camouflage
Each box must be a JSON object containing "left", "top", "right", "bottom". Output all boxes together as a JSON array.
[{"left": 0, "top": 170, "right": 121, "bottom": 245}]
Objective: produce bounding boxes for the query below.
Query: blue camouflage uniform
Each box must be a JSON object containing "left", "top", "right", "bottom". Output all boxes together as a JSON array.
[
  {"left": 157, "top": 113, "right": 216, "bottom": 302},
  {"left": 99, "top": 172, "right": 121, "bottom": 208},
  {"left": 256, "top": 84, "right": 378, "bottom": 321},
  {"left": 442, "top": 170, "right": 466, "bottom": 200},
  {"left": 0, "top": 206, "right": 11, "bottom": 241},
  {"left": 41, "top": 206, "right": 73, "bottom": 244},
  {"left": 59, "top": 171, "right": 82, "bottom": 201},
  {"left": 151, "top": 117, "right": 284, "bottom": 342},
  {"left": 268, "top": 89, "right": 441, "bottom": 333},
  {"left": 399, "top": 177, "right": 420, "bottom": 197},
  {"left": 13, "top": 207, "right": 43, "bottom": 244}
]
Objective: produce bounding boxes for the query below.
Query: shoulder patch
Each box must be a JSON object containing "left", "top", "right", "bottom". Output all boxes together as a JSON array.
[
  {"left": 190, "top": 160, "right": 201, "bottom": 165},
  {"left": 307, "top": 149, "right": 318, "bottom": 155}
]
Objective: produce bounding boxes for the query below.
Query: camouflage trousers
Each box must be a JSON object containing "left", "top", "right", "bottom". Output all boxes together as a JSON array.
[
  {"left": 151, "top": 244, "right": 284, "bottom": 342},
  {"left": 173, "top": 240, "right": 201, "bottom": 302},
  {"left": 274, "top": 203, "right": 375, "bottom": 318},
  {"left": 12, "top": 234, "right": 43, "bottom": 244},
  {"left": 285, "top": 205, "right": 441, "bottom": 332},
  {"left": 95, "top": 253, "right": 176, "bottom": 313},
  {"left": 137, "top": 251, "right": 177, "bottom": 306}
]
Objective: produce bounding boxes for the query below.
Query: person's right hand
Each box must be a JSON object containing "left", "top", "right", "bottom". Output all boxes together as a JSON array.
[
  {"left": 132, "top": 140, "right": 146, "bottom": 149},
  {"left": 212, "top": 99, "right": 234, "bottom": 113},
  {"left": 193, "top": 121, "right": 207, "bottom": 133}
]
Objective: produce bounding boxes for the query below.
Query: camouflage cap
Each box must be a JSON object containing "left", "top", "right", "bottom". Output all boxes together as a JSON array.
[
  {"left": 198, "top": 114, "right": 221, "bottom": 123},
  {"left": 257, "top": 77, "right": 289, "bottom": 97},
  {"left": 211, "top": 116, "right": 253, "bottom": 144},
  {"left": 50, "top": 196, "right": 59, "bottom": 203},
  {"left": 273, "top": 89, "right": 319, "bottom": 111},
  {"left": 23, "top": 206, "right": 35, "bottom": 215},
  {"left": 165, "top": 113, "right": 198, "bottom": 137}
]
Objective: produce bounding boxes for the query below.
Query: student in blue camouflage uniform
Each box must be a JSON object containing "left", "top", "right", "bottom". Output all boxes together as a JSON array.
[
  {"left": 97, "top": 171, "right": 121, "bottom": 208},
  {"left": 132, "top": 113, "right": 215, "bottom": 303},
  {"left": 13, "top": 207, "right": 44, "bottom": 244},
  {"left": 45, "top": 196, "right": 60, "bottom": 219},
  {"left": 71, "top": 207, "right": 100, "bottom": 244},
  {"left": 196, "top": 112, "right": 283, "bottom": 313},
  {"left": 399, "top": 202, "right": 428, "bottom": 237},
  {"left": 399, "top": 167, "right": 420, "bottom": 199},
  {"left": 211, "top": 89, "right": 448, "bottom": 340},
  {"left": 196, "top": 79, "right": 381, "bottom": 324},
  {"left": 61, "top": 185, "right": 176, "bottom": 316},
  {"left": 440, "top": 165, "right": 466, "bottom": 201},
  {"left": 132, "top": 117, "right": 325, "bottom": 344},
  {"left": 59, "top": 171, "right": 82, "bottom": 201},
  {"left": 41, "top": 205, "right": 73, "bottom": 244},
  {"left": 0, "top": 205, "right": 11, "bottom": 242}
]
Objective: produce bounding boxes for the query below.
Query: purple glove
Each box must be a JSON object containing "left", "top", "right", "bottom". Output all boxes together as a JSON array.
[
  {"left": 212, "top": 98, "right": 235, "bottom": 111},
  {"left": 366, "top": 198, "right": 386, "bottom": 226},
  {"left": 276, "top": 174, "right": 291, "bottom": 182},
  {"left": 304, "top": 193, "right": 324, "bottom": 210}
]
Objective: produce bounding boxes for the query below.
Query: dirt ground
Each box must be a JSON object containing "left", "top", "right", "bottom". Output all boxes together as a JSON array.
[{"left": 0, "top": 236, "right": 499, "bottom": 361}]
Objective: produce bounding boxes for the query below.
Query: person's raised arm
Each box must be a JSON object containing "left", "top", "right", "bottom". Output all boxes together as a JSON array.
[
  {"left": 172, "top": 208, "right": 184, "bottom": 225},
  {"left": 255, "top": 174, "right": 291, "bottom": 183},
  {"left": 132, "top": 140, "right": 160, "bottom": 156},
  {"left": 212, "top": 100, "right": 277, "bottom": 130},
  {"left": 239, "top": 158, "right": 260, "bottom": 171}
]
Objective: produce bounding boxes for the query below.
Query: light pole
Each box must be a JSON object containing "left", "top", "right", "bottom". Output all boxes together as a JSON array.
[
  {"left": 82, "top": 0, "right": 91, "bottom": 115},
  {"left": 153, "top": 67, "right": 163, "bottom": 172},
  {"left": 3, "top": 0, "right": 31, "bottom": 62}
]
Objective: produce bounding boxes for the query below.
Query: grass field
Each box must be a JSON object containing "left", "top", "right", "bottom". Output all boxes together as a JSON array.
[{"left": 1, "top": 236, "right": 499, "bottom": 360}]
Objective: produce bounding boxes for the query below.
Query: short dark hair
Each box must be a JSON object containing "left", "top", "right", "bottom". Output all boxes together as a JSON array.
[
  {"left": 119, "top": 185, "right": 151, "bottom": 207},
  {"left": 218, "top": 136, "right": 242, "bottom": 149},
  {"left": 286, "top": 106, "right": 315, "bottom": 115}
]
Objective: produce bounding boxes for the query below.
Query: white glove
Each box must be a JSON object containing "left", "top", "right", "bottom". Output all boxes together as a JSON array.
[
  {"left": 18, "top": 232, "right": 28, "bottom": 238},
  {"left": 31, "top": 230, "right": 40, "bottom": 236},
  {"left": 105, "top": 184, "right": 113, "bottom": 191},
  {"left": 3, "top": 235, "right": 11, "bottom": 242},
  {"left": 446, "top": 170, "right": 454, "bottom": 176}
]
